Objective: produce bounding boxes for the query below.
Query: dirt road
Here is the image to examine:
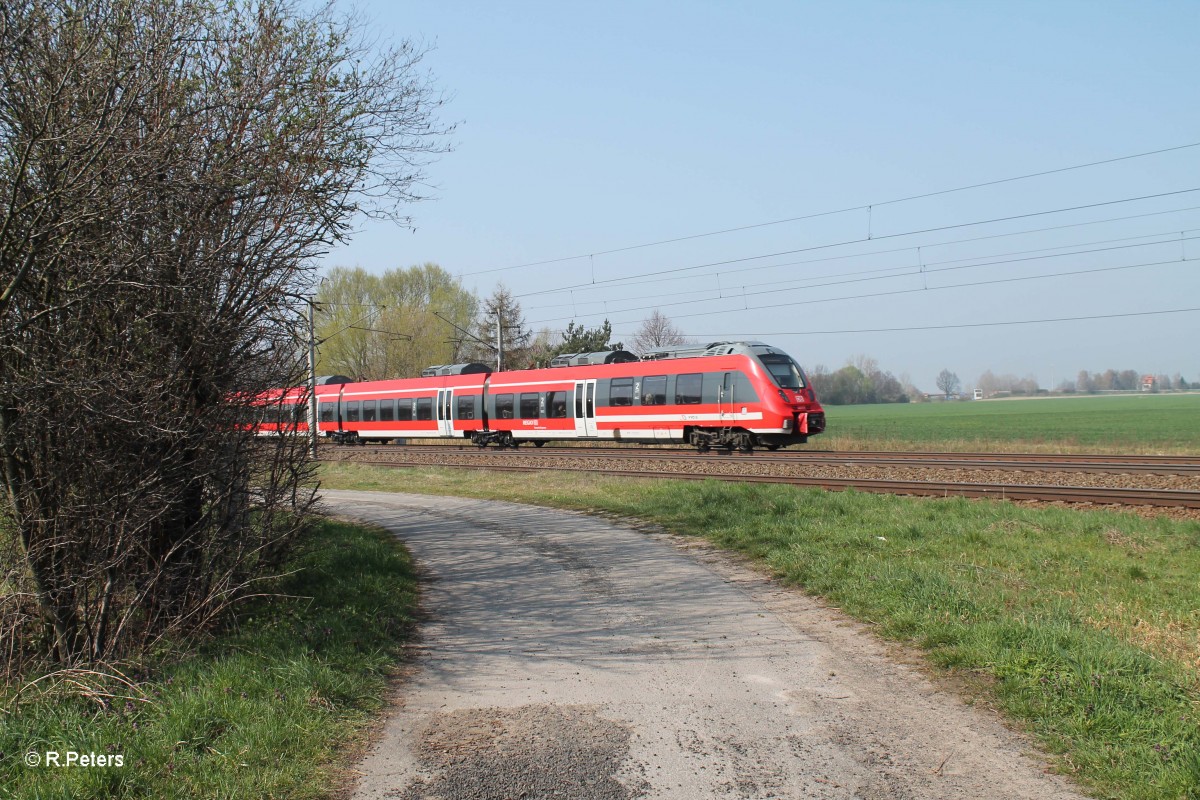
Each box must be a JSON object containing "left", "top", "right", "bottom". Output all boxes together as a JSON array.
[{"left": 324, "top": 490, "right": 1087, "bottom": 800}]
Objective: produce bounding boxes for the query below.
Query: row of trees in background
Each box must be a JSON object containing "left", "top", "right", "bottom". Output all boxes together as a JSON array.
[
  {"left": 1069, "top": 370, "right": 1191, "bottom": 393},
  {"left": 809, "top": 359, "right": 1195, "bottom": 406},
  {"left": 806, "top": 357, "right": 919, "bottom": 406},
  {"left": 313, "top": 268, "right": 690, "bottom": 378},
  {"left": 977, "top": 369, "right": 1192, "bottom": 397}
]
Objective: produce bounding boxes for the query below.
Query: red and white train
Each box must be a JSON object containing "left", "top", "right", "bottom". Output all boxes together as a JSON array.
[{"left": 259, "top": 341, "right": 825, "bottom": 451}]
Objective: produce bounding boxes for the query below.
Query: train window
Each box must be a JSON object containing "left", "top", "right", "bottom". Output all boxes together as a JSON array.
[
  {"left": 547, "top": 391, "right": 568, "bottom": 418},
  {"left": 732, "top": 372, "right": 759, "bottom": 403},
  {"left": 495, "top": 394, "right": 514, "bottom": 419},
  {"left": 292, "top": 403, "right": 306, "bottom": 423},
  {"left": 319, "top": 402, "right": 335, "bottom": 423},
  {"left": 759, "top": 354, "right": 806, "bottom": 390},
  {"left": 396, "top": 398, "right": 413, "bottom": 421},
  {"left": 379, "top": 399, "right": 395, "bottom": 421},
  {"left": 345, "top": 401, "right": 360, "bottom": 422},
  {"left": 415, "top": 397, "right": 433, "bottom": 421},
  {"left": 575, "top": 385, "right": 583, "bottom": 417},
  {"left": 676, "top": 373, "right": 702, "bottom": 405},
  {"left": 642, "top": 376, "right": 667, "bottom": 406},
  {"left": 609, "top": 378, "right": 634, "bottom": 407},
  {"left": 457, "top": 396, "right": 475, "bottom": 420},
  {"left": 362, "top": 400, "right": 376, "bottom": 422},
  {"left": 519, "top": 393, "right": 540, "bottom": 419}
]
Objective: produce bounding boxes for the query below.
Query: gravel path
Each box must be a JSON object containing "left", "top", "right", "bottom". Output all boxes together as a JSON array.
[{"left": 326, "top": 490, "right": 1090, "bottom": 800}]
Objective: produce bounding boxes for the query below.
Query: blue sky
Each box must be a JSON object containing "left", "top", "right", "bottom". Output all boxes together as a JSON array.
[{"left": 324, "top": 1, "right": 1199, "bottom": 392}]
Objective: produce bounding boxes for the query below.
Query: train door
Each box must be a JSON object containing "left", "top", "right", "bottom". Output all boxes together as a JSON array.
[
  {"left": 436, "top": 388, "right": 455, "bottom": 437},
  {"left": 718, "top": 372, "right": 734, "bottom": 424},
  {"left": 573, "top": 379, "right": 597, "bottom": 437}
]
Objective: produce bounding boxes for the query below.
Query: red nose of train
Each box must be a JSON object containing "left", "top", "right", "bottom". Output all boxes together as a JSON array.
[{"left": 778, "top": 386, "right": 818, "bottom": 406}]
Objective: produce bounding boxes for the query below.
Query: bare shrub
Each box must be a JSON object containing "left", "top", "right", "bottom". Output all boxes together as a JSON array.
[{"left": 0, "top": 0, "right": 450, "bottom": 668}]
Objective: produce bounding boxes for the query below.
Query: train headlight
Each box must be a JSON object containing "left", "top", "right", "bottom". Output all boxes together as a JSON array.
[
  {"left": 778, "top": 389, "right": 789, "bottom": 403},
  {"left": 783, "top": 417, "right": 793, "bottom": 431}
]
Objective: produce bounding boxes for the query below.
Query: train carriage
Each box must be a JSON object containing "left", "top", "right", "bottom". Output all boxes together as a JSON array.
[
  {"left": 317, "top": 368, "right": 489, "bottom": 444},
  {"left": 286, "top": 340, "right": 824, "bottom": 451},
  {"left": 250, "top": 386, "right": 310, "bottom": 436}
]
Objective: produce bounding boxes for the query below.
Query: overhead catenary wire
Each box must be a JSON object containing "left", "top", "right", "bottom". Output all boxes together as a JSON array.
[
  {"left": 525, "top": 236, "right": 1200, "bottom": 326},
  {"left": 569, "top": 256, "right": 1192, "bottom": 333},
  {"left": 526, "top": 227, "right": 1199, "bottom": 314},
  {"left": 320, "top": 196, "right": 1200, "bottom": 323},
  {"left": 662, "top": 306, "right": 1200, "bottom": 338},
  {"left": 458, "top": 141, "right": 1200, "bottom": 278},
  {"left": 514, "top": 187, "right": 1200, "bottom": 299},
  {"left": 650, "top": 255, "right": 1195, "bottom": 325},
  {"left": 523, "top": 205, "right": 1200, "bottom": 309}
]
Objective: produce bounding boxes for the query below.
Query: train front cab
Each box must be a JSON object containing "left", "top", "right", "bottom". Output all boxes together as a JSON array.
[
  {"left": 753, "top": 350, "right": 825, "bottom": 450},
  {"left": 633, "top": 341, "right": 825, "bottom": 451}
]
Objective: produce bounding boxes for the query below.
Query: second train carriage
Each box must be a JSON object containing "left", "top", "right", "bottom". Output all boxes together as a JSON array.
[{"left": 299, "top": 341, "right": 825, "bottom": 451}]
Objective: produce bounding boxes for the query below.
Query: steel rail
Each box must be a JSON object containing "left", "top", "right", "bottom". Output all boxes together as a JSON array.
[
  {"left": 344, "top": 458, "right": 1200, "bottom": 508},
  {"left": 339, "top": 444, "right": 1200, "bottom": 475}
]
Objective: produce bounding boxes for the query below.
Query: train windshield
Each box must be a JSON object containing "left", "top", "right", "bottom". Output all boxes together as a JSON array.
[{"left": 759, "top": 354, "right": 807, "bottom": 390}]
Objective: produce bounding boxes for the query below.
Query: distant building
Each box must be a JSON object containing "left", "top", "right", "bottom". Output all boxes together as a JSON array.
[{"left": 1141, "top": 375, "right": 1156, "bottom": 392}]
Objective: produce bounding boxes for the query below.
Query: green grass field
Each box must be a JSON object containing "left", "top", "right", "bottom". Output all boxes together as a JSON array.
[
  {"left": 816, "top": 393, "right": 1200, "bottom": 454},
  {"left": 319, "top": 463, "right": 1200, "bottom": 800}
]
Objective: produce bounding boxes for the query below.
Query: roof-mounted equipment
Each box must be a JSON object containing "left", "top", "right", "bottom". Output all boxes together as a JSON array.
[
  {"left": 420, "top": 363, "right": 493, "bottom": 377},
  {"left": 549, "top": 350, "right": 639, "bottom": 368},
  {"left": 641, "top": 341, "right": 783, "bottom": 361}
]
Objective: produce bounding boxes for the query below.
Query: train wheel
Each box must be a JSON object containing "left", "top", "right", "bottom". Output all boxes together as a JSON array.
[{"left": 534, "top": 441, "right": 546, "bottom": 447}]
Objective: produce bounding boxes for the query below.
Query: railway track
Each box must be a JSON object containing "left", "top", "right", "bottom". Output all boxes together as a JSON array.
[
  {"left": 324, "top": 445, "right": 1200, "bottom": 510},
  {"left": 343, "top": 444, "right": 1200, "bottom": 476}
]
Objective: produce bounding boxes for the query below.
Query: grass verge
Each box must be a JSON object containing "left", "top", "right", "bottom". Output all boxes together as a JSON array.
[
  {"left": 321, "top": 462, "right": 1200, "bottom": 800},
  {"left": 1, "top": 518, "right": 417, "bottom": 800},
  {"left": 817, "top": 393, "right": 1200, "bottom": 454}
]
